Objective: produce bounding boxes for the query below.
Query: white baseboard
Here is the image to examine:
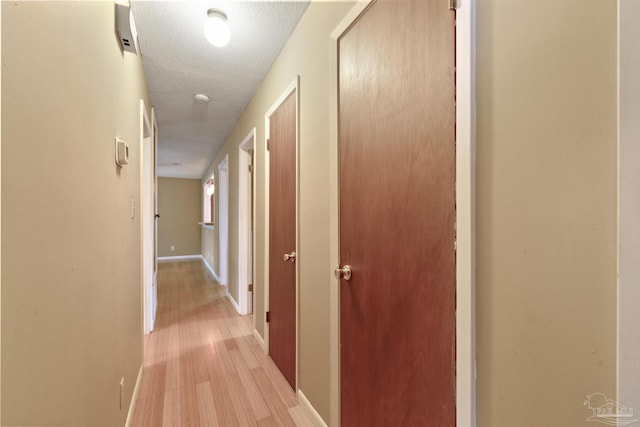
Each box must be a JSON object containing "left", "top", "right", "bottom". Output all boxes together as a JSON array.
[
  {"left": 158, "top": 255, "right": 201, "bottom": 261},
  {"left": 297, "top": 390, "right": 328, "bottom": 427},
  {"left": 200, "top": 255, "right": 220, "bottom": 283},
  {"left": 226, "top": 290, "right": 241, "bottom": 314},
  {"left": 125, "top": 364, "right": 143, "bottom": 427},
  {"left": 200, "top": 254, "right": 242, "bottom": 318},
  {"left": 253, "top": 329, "right": 267, "bottom": 353}
]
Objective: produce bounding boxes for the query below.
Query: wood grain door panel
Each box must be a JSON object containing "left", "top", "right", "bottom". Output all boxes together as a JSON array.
[
  {"left": 339, "top": 0, "right": 456, "bottom": 425},
  {"left": 268, "top": 91, "right": 297, "bottom": 390}
]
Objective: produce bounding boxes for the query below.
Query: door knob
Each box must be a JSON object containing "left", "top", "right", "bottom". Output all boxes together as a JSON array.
[
  {"left": 284, "top": 251, "right": 296, "bottom": 262},
  {"left": 334, "top": 265, "right": 352, "bottom": 281}
]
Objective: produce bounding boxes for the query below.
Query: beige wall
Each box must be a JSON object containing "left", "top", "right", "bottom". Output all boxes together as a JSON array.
[
  {"left": 1, "top": 2, "right": 150, "bottom": 426},
  {"left": 476, "top": 0, "right": 618, "bottom": 425},
  {"left": 201, "top": 2, "right": 355, "bottom": 421},
  {"left": 158, "top": 178, "right": 202, "bottom": 257}
]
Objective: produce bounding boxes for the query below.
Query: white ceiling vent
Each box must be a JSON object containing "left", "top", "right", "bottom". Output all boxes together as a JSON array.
[{"left": 115, "top": 3, "right": 138, "bottom": 54}]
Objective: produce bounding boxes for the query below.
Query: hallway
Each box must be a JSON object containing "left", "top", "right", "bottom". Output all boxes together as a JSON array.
[{"left": 132, "top": 260, "right": 314, "bottom": 426}]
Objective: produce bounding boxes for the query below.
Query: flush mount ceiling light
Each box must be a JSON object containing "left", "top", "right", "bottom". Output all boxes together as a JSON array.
[
  {"left": 204, "top": 8, "right": 230, "bottom": 47},
  {"left": 194, "top": 93, "right": 210, "bottom": 103}
]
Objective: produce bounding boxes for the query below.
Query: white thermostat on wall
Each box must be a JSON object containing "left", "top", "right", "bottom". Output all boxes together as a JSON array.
[{"left": 115, "top": 138, "right": 129, "bottom": 166}]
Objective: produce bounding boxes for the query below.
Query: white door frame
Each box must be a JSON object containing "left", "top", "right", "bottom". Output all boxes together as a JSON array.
[
  {"left": 0, "top": 5, "right": 3, "bottom": 411},
  {"left": 618, "top": 0, "right": 640, "bottom": 413},
  {"left": 152, "top": 108, "right": 158, "bottom": 332},
  {"left": 140, "top": 100, "right": 155, "bottom": 334},
  {"left": 263, "top": 77, "right": 300, "bottom": 392},
  {"left": 328, "top": 2, "right": 476, "bottom": 425},
  {"left": 218, "top": 155, "right": 229, "bottom": 287},
  {"left": 238, "top": 128, "right": 256, "bottom": 316}
]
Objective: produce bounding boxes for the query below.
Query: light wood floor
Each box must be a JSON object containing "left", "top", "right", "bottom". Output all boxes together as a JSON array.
[{"left": 132, "top": 260, "right": 314, "bottom": 427}]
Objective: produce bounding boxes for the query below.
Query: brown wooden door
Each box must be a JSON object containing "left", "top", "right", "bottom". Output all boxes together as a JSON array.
[
  {"left": 269, "top": 91, "right": 297, "bottom": 390},
  {"left": 338, "top": 0, "right": 456, "bottom": 425}
]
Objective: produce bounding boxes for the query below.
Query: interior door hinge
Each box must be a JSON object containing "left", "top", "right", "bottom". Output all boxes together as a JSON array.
[
  {"left": 248, "top": 284, "right": 253, "bottom": 292},
  {"left": 266, "top": 311, "right": 270, "bottom": 323},
  {"left": 248, "top": 164, "right": 253, "bottom": 173},
  {"left": 266, "top": 138, "right": 270, "bottom": 151},
  {"left": 449, "top": 0, "right": 456, "bottom": 10}
]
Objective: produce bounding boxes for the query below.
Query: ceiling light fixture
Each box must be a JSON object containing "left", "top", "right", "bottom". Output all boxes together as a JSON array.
[
  {"left": 204, "top": 8, "right": 230, "bottom": 47},
  {"left": 194, "top": 93, "right": 210, "bottom": 103}
]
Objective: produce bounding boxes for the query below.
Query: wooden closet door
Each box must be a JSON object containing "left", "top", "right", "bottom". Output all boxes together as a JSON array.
[
  {"left": 338, "top": 0, "right": 456, "bottom": 424},
  {"left": 268, "top": 91, "right": 297, "bottom": 390}
]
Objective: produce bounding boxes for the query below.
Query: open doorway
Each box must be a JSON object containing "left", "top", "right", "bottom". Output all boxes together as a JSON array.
[
  {"left": 141, "top": 101, "right": 157, "bottom": 334},
  {"left": 238, "top": 129, "right": 256, "bottom": 316},
  {"left": 218, "top": 155, "right": 229, "bottom": 287}
]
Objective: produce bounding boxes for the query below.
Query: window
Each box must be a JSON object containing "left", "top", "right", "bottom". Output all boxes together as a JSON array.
[{"left": 203, "top": 177, "right": 215, "bottom": 224}]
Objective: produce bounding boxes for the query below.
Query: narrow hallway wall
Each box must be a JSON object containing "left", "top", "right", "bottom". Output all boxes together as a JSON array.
[
  {"left": 476, "top": 0, "right": 618, "bottom": 425},
  {"left": 1, "top": 2, "right": 150, "bottom": 425}
]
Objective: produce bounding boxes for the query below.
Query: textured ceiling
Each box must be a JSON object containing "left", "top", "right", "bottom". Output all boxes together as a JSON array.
[{"left": 130, "top": 1, "right": 309, "bottom": 178}]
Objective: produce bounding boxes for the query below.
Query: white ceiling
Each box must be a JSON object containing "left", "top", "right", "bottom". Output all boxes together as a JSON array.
[{"left": 130, "top": 1, "right": 309, "bottom": 179}]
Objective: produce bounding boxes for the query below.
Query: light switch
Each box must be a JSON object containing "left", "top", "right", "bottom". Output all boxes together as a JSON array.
[{"left": 116, "top": 138, "right": 129, "bottom": 166}]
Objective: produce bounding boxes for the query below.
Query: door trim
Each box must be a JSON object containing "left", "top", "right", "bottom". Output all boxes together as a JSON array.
[
  {"left": 217, "top": 155, "right": 229, "bottom": 287},
  {"left": 328, "top": 1, "right": 477, "bottom": 425},
  {"left": 238, "top": 128, "right": 256, "bottom": 316},
  {"left": 618, "top": 0, "right": 640, "bottom": 412},
  {"left": 263, "top": 77, "right": 300, "bottom": 393},
  {"left": 151, "top": 107, "right": 158, "bottom": 334},
  {"left": 139, "top": 99, "right": 154, "bottom": 335}
]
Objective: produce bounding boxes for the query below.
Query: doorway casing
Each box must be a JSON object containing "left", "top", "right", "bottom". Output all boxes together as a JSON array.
[
  {"left": 238, "top": 128, "right": 256, "bottom": 316},
  {"left": 140, "top": 101, "right": 157, "bottom": 335},
  {"left": 262, "top": 77, "right": 300, "bottom": 393},
  {"left": 618, "top": 0, "right": 640, "bottom": 414},
  {"left": 218, "top": 155, "right": 229, "bottom": 288},
  {"left": 328, "top": 1, "right": 476, "bottom": 425}
]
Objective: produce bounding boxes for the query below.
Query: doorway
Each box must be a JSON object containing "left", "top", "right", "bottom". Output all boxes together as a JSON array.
[
  {"left": 141, "top": 101, "right": 157, "bottom": 334},
  {"left": 265, "top": 78, "right": 299, "bottom": 391},
  {"left": 238, "top": 129, "right": 256, "bottom": 316},
  {"left": 337, "top": 0, "right": 456, "bottom": 425},
  {"left": 329, "top": 1, "right": 476, "bottom": 425},
  {"left": 218, "top": 155, "right": 229, "bottom": 287}
]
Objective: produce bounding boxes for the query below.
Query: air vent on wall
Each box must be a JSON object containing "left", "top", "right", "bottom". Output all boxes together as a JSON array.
[
  {"left": 115, "top": 3, "right": 138, "bottom": 54},
  {"left": 158, "top": 162, "right": 182, "bottom": 167}
]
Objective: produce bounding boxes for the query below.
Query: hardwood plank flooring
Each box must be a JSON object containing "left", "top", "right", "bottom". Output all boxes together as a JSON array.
[{"left": 132, "top": 260, "right": 314, "bottom": 427}]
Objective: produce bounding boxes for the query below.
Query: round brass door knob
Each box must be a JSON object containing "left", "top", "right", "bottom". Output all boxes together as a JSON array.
[{"left": 334, "top": 265, "right": 352, "bottom": 281}]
